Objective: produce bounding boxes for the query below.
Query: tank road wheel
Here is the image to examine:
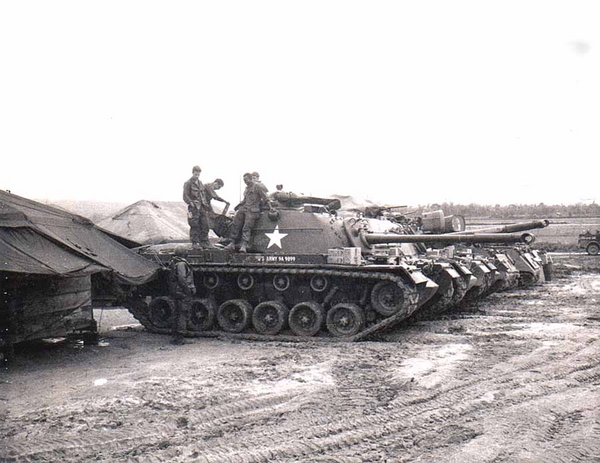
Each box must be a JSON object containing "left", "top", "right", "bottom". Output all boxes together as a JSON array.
[
  {"left": 253, "top": 301, "right": 289, "bottom": 335},
  {"left": 188, "top": 298, "right": 216, "bottom": 331},
  {"left": 289, "top": 302, "right": 325, "bottom": 337},
  {"left": 237, "top": 274, "right": 255, "bottom": 291},
  {"left": 217, "top": 299, "right": 253, "bottom": 333},
  {"left": 148, "top": 296, "right": 175, "bottom": 328},
  {"left": 310, "top": 275, "right": 329, "bottom": 293},
  {"left": 587, "top": 243, "right": 600, "bottom": 256},
  {"left": 203, "top": 273, "right": 220, "bottom": 290},
  {"left": 326, "top": 303, "right": 365, "bottom": 338},
  {"left": 272, "top": 274, "right": 290, "bottom": 292},
  {"left": 371, "top": 281, "right": 410, "bottom": 316}
]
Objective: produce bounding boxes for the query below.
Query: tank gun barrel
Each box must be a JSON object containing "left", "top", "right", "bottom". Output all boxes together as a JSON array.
[
  {"left": 448, "top": 219, "right": 549, "bottom": 235},
  {"left": 362, "top": 232, "right": 535, "bottom": 246}
]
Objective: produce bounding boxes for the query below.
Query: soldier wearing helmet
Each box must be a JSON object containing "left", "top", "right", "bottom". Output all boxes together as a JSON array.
[{"left": 167, "top": 254, "right": 196, "bottom": 345}]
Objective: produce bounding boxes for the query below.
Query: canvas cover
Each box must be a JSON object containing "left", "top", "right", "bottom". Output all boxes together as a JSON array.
[{"left": 0, "top": 190, "right": 160, "bottom": 284}]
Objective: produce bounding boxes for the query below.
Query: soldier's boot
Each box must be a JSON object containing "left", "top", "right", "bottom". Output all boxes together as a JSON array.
[
  {"left": 239, "top": 243, "right": 248, "bottom": 253},
  {"left": 225, "top": 242, "right": 236, "bottom": 251},
  {"left": 200, "top": 240, "right": 216, "bottom": 249}
]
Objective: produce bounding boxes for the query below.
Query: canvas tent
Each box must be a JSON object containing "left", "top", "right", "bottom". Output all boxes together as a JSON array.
[
  {"left": 97, "top": 200, "right": 190, "bottom": 245},
  {"left": 0, "top": 190, "right": 160, "bottom": 349},
  {"left": 0, "top": 191, "right": 160, "bottom": 283}
]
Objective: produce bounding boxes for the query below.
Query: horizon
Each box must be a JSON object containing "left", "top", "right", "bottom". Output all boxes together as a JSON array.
[{"left": 34, "top": 194, "right": 600, "bottom": 209}]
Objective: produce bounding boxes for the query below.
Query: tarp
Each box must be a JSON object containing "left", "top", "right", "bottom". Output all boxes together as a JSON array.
[
  {"left": 0, "top": 190, "right": 160, "bottom": 284},
  {"left": 97, "top": 200, "right": 190, "bottom": 245}
]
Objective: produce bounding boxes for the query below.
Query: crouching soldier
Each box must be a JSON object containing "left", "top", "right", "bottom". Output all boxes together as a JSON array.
[
  {"left": 224, "top": 172, "right": 274, "bottom": 253},
  {"left": 167, "top": 255, "right": 196, "bottom": 345}
]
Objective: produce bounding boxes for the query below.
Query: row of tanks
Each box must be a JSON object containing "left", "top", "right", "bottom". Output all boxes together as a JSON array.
[{"left": 122, "top": 194, "right": 552, "bottom": 342}]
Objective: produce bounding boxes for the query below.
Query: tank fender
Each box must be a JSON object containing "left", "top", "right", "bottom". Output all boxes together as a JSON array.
[
  {"left": 397, "top": 264, "right": 430, "bottom": 286},
  {"left": 450, "top": 263, "right": 477, "bottom": 291},
  {"left": 437, "top": 263, "right": 461, "bottom": 280},
  {"left": 469, "top": 261, "right": 491, "bottom": 288}
]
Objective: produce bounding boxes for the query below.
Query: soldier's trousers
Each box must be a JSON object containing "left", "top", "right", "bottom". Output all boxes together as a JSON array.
[
  {"left": 229, "top": 209, "right": 259, "bottom": 246},
  {"left": 187, "top": 206, "right": 210, "bottom": 245},
  {"left": 172, "top": 297, "right": 190, "bottom": 334}
]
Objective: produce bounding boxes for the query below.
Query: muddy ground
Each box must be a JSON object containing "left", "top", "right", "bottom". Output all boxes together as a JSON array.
[{"left": 1, "top": 254, "right": 600, "bottom": 463}]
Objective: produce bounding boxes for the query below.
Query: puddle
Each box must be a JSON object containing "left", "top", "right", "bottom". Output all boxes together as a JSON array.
[
  {"left": 506, "top": 322, "right": 579, "bottom": 338},
  {"left": 245, "top": 362, "right": 335, "bottom": 395}
]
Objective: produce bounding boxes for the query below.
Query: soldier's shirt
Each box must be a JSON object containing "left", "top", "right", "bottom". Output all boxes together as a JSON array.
[
  {"left": 240, "top": 183, "right": 268, "bottom": 213},
  {"left": 183, "top": 177, "right": 209, "bottom": 209}
]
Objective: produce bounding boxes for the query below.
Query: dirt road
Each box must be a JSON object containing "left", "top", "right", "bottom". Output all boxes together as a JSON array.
[{"left": 2, "top": 255, "right": 600, "bottom": 462}]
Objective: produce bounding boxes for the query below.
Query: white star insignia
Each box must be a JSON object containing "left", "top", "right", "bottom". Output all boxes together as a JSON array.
[{"left": 265, "top": 225, "right": 288, "bottom": 249}]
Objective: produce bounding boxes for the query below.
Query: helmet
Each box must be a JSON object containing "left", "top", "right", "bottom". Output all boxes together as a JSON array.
[{"left": 268, "top": 209, "right": 280, "bottom": 222}]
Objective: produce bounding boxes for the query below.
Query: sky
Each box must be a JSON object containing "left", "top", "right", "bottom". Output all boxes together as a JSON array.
[{"left": 1, "top": 1, "right": 599, "bottom": 207}]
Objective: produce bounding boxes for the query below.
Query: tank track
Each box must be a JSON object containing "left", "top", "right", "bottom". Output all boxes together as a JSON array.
[{"left": 125, "top": 265, "right": 423, "bottom": 342}]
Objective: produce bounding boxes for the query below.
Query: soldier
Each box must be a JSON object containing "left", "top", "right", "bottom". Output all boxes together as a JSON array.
[
  {"left": 252, "top": 171, "right": 271, "bottom": 211},
  {"left": 203, "top": 178, "right": 230, "bottom": 218},
  {"left": 252, "top": 171, "right": 268, "bottom": 194},
  {"left": 167, "top": 254, "right": 196, "bottom": 345},
  {"left": 225, "top": 172, "right": 273, "bottom": 253},
  {"left": 182, "top": 166, "right": 213, "bottom": 248}
]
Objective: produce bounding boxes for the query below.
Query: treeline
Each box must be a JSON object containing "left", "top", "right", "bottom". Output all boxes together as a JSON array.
[{"left": 427, "top": 202, "right": 600, "bottom": 219}]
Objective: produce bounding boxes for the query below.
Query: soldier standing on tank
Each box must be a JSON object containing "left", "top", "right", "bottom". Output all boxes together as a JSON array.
[
  {"left": 183, "top": 166, "right": 214, "bottom": 248},
  {"left": 203, "top": 178, "right": 230, "bottom": 219},
  {"left": 225, "top": 172, "right": 274, "bottom": 253},
  {"left": 168, "top": 254, "right": 196, "bottom": 345}
]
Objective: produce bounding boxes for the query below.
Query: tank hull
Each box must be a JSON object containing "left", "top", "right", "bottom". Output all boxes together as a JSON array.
[{"left": 125, "top": 244, "right": 439, "bottom": 341}]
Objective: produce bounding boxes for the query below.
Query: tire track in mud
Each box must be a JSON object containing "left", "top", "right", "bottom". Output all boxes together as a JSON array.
[
  {"left": 115, "top": 333, "right": 600, "bottom": 463},
  {"left": 172, "top": 279, "right": 600, "bottom": 463},
  {"left": 3, "top": 390, "right": 309, "bottom": 462}
]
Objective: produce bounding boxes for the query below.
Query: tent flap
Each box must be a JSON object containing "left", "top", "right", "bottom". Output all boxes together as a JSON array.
[{"left": 0, "top": 190, "right": 160, "bottom": 283}]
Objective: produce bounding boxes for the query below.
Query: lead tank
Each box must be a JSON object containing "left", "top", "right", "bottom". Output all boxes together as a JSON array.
[{"left": 123, "top": 197, "right": 532, "bottom": 341}]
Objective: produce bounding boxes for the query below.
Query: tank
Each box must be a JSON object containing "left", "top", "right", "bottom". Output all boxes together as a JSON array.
[
  {"left": 341, "top": 206, "right": 552, "bottom": 309},
  {"left": 123, "top": 197, "right": 534, "bottom": 341}
]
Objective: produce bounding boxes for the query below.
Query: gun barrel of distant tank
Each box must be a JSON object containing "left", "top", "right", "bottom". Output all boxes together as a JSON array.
[
  {"left": 448, "top": 219, "right": 549, "bottom": 235},
  {"left": 362, "top": 232, "right": 535, "bottom": 246}
]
